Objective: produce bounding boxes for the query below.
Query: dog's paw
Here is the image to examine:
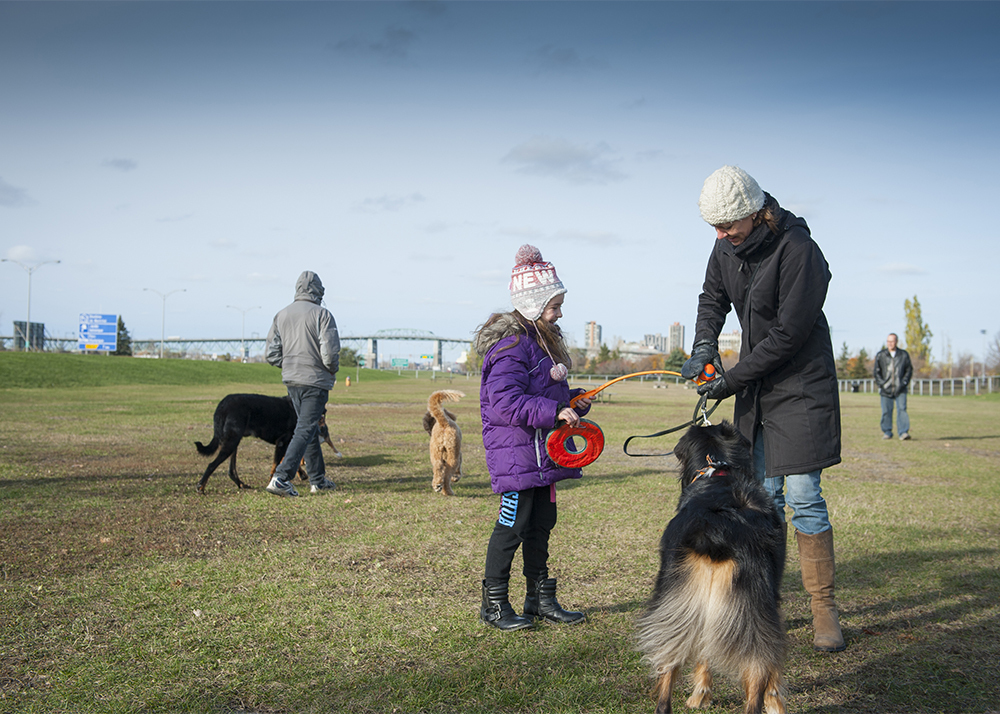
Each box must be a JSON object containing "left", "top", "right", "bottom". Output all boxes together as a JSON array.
[{"left": 686, "top": 687, "right": 712, "bottom": 709}]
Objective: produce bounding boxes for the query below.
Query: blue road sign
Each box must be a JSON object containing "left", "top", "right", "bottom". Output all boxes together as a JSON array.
[{"left": 79, "top": 313, "right": 118, "bottom": 352}]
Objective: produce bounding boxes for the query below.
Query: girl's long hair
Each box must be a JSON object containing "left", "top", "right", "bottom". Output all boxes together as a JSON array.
[{"left": 480, "top": 310, "right": 572, "bottom": 369}]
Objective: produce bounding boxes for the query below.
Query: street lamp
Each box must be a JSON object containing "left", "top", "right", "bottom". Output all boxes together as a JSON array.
[
  {"left": 227, "top": 305, "right": 260, "bottom": 362},
  {"left": 982, "top": 329, "right": 988, "bottom": 379},
  {"left": 144, "top": 288, "right": 186, "bottom": 359},
  {"left": 1, "top": 258, "right": 60, "bottom": 351}
]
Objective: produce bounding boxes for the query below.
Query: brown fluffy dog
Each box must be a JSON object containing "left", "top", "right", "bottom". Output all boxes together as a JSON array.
[
  {"left": 423, "top": 389, "right": 465, "bottom": 496},
  {"left": 637, "top": 421, "right": 787, "bottom": 714}
]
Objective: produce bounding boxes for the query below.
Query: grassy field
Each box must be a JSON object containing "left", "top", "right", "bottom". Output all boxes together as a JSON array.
[{"left": 1, "top": 353, "right": 998, "bottom": 714}]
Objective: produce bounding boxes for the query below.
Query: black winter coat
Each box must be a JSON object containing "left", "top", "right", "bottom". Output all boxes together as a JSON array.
[{"left": 694, "top": 198, "right": 841, "bottom": 477}]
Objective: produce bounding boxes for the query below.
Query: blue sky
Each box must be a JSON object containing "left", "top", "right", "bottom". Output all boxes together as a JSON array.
[{"left": 2, "top": 1, "right": 997, "bottom": 365}]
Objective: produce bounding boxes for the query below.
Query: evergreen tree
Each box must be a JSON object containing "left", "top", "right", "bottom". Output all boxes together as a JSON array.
[
  {"left": 904, "top": 295, "right": 933, "bottom": 367},
  {"left": 849, "top": 347, "right": 870, "bottom": 379},
  {"left": 836, "top": 342, "right": 851, "bottom": 379},
  {"left": 665, "top": 347, "right": 687, "bottom": 373},
  {"left": 113, "top": 317, "right": 132, "bottom": 356}
]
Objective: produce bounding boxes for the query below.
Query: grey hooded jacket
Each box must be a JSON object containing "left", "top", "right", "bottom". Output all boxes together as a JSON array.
[{"left": 266, "top": 271, "right": 340, "bottom": 389}]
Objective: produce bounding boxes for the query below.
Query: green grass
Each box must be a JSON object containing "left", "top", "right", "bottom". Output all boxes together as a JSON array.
[{"left": 1, "top": 352, "right": 998, "bottom": 713}]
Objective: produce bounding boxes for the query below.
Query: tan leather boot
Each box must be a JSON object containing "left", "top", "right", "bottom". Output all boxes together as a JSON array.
[{"left": 796, "top": 528, "right": 846, "bottom": 652}]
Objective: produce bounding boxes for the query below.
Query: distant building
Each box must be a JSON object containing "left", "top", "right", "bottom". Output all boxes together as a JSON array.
[
  {"left": 643, "top": 333, "right": 668, "bottom": 352},
  {"left": 718, "top": 330, "right": 742, "bottom": 354},
  {"left": 668, "top": 322, "right": 685, "bottom": 354},
  {"left": 584, "top": 321, "right": 602, "bottom": 351}
]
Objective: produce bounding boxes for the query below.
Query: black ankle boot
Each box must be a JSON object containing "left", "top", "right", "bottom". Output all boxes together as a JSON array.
[
  {"left": 481, "top": 580, "right": 533, "bottom": 631},
  {"left": 524, "top": 576, "right": 586, "bottom": 625}
]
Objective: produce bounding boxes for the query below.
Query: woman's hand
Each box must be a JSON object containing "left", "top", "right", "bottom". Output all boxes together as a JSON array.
[
  {"left": 557, "top": 407, "right": 581, "bottom": 426},
  {"left": 572, "top": 396, "right": 592, "bottom": 410}
]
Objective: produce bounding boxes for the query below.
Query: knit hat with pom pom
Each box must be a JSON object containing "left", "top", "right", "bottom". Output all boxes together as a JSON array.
[
  {"left": 509, "top": 244, "right": 566, "bottom": 322},
  {"left": 698, "top": 165, "right": 765, "bottom": 225}
]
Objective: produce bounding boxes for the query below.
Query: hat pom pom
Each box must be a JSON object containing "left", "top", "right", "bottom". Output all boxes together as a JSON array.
[
  {"left": 515, "top": 244, "right": 543, "bottom": 266},
  {"left": 549, "top": 363, "right": 568, "bottom": 382}
]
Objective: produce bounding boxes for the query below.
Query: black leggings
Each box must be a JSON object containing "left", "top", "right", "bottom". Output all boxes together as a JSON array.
[{"left": 484, "top": 485, "right": 557, "bottom": 587}]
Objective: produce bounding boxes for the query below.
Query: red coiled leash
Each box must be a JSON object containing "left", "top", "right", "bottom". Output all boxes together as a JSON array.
[{"left": 546, "top": 367, "right": 721, "bottom": 468}]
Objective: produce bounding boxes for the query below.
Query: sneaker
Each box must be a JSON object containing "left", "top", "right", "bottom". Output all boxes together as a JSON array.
[
  {"left": 899, "top": 433, "right": 911, "bottom": 441},
  {"left": 882, "top": 434, "right": 892, "bottom": 440},
  {"left": 310, "top": 478, "right": 337, "bottom": 493},
  {"left": 266, "top": 477, "right": 299, "bottom": 497}
]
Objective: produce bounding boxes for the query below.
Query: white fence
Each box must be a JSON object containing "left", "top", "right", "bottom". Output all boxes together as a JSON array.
[{"left": 840, "top": 377, "right": 998, "bottom": 396}]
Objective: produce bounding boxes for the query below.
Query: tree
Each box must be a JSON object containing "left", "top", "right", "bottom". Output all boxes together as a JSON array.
[
  {"left": 836, "top": 342, "right": 851, "bottom": 380},
  {"left": 664, "top": 348, "right": 687, "bottom": 373},
  {"left": 904, "top": 295, "right": 933, "bottom": 369},
  {"left": 848, "top": 347, "right": 871, "bottom": 379},
  {"left": 113, "top": 317, "right": 132, "bottom": 356},
  {"left": 339, "top": 346, "right": 359, "bottom": 367}
]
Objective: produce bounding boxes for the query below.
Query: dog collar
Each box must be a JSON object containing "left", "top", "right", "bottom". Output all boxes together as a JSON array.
[{"left": 693, "top": 455, "right": 731, "bottom": 481}]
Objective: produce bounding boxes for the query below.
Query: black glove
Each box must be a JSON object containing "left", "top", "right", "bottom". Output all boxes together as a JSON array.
[
  {"left": 697, "top": 373, "right": 734, "bottom": 400},
  {"left": 681, "top": 340, "right": 722, "bottom": 381}
]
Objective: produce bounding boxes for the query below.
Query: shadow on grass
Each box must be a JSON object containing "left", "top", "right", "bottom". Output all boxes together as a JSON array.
[{"left": 801, "top": 545, "right": 1000, "bottom": 713}]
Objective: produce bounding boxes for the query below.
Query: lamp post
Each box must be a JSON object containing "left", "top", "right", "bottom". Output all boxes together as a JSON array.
[
  {"left": 227, "top": 305, "right": 260, "bottom": 362},
  {"left": 144, "top": 288, "right": 186, "bottom": 359},
  {"left": 1, "top": 258, "right": 60, "bottom": 351},
  {"left": 982, "top": 329, "right": 989, "bottom": 379}
]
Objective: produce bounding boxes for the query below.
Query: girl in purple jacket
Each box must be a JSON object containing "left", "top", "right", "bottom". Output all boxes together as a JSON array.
[{"left": 473, "top": 245, "right": 592, "bottom": 631}]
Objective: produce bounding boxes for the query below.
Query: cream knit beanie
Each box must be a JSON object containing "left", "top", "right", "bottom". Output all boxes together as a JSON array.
[{"left": 698, "top": 165, "right": 765, "bottom": 225}]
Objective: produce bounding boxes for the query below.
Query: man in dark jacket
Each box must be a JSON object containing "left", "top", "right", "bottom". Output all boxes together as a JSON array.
[
  {"left": 265, "top": 271, "right": 340, "bottom": 497},
  {"left": 873, "top": 333, "right": 912, "bottom": 440},
  {"left": 681, "top": 166, "right": 845, "bottom": 652}
]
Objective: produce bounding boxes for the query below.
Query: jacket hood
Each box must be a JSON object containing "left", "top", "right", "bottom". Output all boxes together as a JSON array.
[
  {"left": 294, "top": 271, "right": 325, "bottom": 304},
  {"left": 474, "top": 312, "right": 525, "bottom": 357}
]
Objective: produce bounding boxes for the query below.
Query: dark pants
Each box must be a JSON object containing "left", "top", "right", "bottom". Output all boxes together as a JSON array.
[
  {"left": 484, "top": 485, "right": 557, "bottom": 587},
  {"left": 273, "top": 385, "right": 328, "bottom": 485}
]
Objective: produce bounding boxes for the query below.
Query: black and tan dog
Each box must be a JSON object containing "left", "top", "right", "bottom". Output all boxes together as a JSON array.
[
  {"left": 637, "top": 421, "right": 787, "bottom": 714},
  {"left": 194, "top": 393, "right": 336, "bottom": 494},
  {"left": 422, "top": 389, "right": 464, "bottom": 496}
]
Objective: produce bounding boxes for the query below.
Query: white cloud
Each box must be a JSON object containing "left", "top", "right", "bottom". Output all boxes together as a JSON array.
[
  {"left": 4, "top": 245, "right": 39, "bottom": 261},
  {"left": 354, "top": 193, "right": 426, "bottom": 213},
  {"left": 502, "top": 136, "right": 626, "bottom": 185},
  {"left": 878, "top": 262, "right": 927, "bottom": 275},
  {"left": 552, "top": 229, "right": 622, "bottom": 247}
]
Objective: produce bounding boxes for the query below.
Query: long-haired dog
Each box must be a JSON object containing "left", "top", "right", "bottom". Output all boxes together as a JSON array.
[
  {"left": 194, "top": 393, "right": 335, "bottom": 494},
  {"left": 422, "top": 389, "right": 465, "bottom": 496},
  {"left": 636, "top": 421, "right": 787, "bottom": 714}
]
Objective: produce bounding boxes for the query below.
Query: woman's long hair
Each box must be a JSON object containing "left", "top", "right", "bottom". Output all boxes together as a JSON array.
[{"left": 752, "top": 193, "right": 781, "bottom": 234}]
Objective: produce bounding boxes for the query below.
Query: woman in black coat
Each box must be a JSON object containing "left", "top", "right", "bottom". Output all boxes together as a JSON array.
[{"left": 681, "top": 165, "right": 846, "bottom": 652}]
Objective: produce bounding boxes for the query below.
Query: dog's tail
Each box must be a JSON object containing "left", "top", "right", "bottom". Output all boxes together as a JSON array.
[
  {"left": 194, "top": 437, "right": 219, "bottom": 456},
  {"left": 425, "top": 390, "right": 464, "bottom": 434}
]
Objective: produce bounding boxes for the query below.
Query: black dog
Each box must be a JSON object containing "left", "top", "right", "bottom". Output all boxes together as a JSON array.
[
  {"left": 194, "top": 394, "right": 330, "bottom": 494},
  {"left": 636, "top": 421, "right": 787, "bottom": 714}
]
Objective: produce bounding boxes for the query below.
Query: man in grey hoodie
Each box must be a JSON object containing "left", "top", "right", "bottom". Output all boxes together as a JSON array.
[{"left": 265, "top": 271, "right": 340, "bottom": 496}]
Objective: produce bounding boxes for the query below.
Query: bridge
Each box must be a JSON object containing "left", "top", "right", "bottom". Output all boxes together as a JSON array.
[{"left": 8, "top": 328, "right": 473, "bottom": 369}]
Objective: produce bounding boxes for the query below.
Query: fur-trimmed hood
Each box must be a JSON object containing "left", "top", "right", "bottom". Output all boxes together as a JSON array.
[{"left": 473, "top": 312, "right": 525, "bottom": 357}]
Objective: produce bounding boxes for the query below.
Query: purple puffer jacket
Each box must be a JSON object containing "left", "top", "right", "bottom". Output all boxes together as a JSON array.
[{"left": 477, "top": 317, "right": 590, "bottom": 494}]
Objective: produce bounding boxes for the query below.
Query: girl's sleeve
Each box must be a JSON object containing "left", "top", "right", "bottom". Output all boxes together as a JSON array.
[{"left": 486, "top": 351, "right": 560, "bottom": 429}]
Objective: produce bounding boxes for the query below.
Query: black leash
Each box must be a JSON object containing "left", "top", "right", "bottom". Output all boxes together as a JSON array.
[{"left": 622, "top": 394, "right": 723, "bottom": 458}]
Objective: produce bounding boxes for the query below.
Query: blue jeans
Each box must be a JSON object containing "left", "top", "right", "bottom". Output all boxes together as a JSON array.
[
  {"left": 880, "top": 392, "right": 909, "bottom": 437},
  {"left": 754, "top": 433, "right": 831, "bottom": 536},
  {"left": 273, "top": 385, "right": 328, "bottom": 485}
]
